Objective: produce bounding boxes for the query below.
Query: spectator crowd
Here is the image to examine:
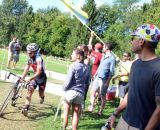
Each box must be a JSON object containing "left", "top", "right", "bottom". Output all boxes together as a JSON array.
[{"left": 5, "top": 24, "right": 160, "bottom": 130}]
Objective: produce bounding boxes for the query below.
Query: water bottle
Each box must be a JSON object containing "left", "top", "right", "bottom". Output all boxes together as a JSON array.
[{"left": 101, "top": 122, "right": 111, "bottom": 130}]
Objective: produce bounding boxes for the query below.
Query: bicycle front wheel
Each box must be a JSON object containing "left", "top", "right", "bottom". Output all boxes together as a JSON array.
[
  {"left": 11, "top": 84, "right": 24, "bottom": 106},
  {"left": 0, "top": 86, "right": 15, "bottom": 116}
]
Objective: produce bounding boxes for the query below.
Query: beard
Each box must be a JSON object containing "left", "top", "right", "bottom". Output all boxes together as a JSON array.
[{"left": 131, "top": 45, "right": 142, "bottom": 53}]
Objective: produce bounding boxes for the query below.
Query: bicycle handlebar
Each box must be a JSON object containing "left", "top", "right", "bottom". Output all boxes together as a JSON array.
[{"left": 7, "top": 72, "right": 25, "bottom": 82}]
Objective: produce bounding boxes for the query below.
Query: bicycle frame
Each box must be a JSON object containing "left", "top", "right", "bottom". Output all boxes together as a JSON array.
[{"left": 0, "top": 72, "right": 27, "bottom": 116}]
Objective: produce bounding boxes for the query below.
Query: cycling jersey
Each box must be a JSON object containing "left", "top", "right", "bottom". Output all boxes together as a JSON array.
[{"left": 28, "top": 54, "right": 47, "bottom": 84}]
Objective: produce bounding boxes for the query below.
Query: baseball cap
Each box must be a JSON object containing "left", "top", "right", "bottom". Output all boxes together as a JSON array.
[
  {"left": 95, "top": 43, "right": 103, "bottom": 49},
  {"left": 131, "top": 24, "right": 160, "bottom": 42}
]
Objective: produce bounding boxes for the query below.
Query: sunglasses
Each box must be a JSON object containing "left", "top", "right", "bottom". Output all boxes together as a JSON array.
[{"left": 131, "top": 36, "right": 140, "bottom": 41}]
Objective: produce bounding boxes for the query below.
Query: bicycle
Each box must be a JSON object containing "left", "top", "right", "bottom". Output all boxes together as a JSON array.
[{"left": 0, "top": 72, "right": 27, "bottom": 116}]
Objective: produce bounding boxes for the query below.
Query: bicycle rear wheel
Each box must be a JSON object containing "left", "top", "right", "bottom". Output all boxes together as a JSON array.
[{"left": 0, "top": 86, "right": 15, "bottom": 116}]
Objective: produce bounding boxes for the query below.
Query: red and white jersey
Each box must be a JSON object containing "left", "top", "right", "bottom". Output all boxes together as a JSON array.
[{"left": 28, "top": 55, "right": 46, "bottom": 74}]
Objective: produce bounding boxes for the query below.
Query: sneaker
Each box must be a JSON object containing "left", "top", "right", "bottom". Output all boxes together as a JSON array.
[
  {"left": 40, "top": 97, "right": 44, "bottom": 104},
  {"left": 88, "top": 105, "right": 94, "bottom": 112},
  {"left": 21, "top": 105, "right": 29, "bottom": 116},
  {"left": 21, "top": 108, "right": 28, "bottom": 116}
]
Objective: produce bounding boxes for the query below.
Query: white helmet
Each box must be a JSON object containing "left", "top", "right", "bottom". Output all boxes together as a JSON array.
[{"left": 26, "top": 43, "right": 39, "bottom": 52}]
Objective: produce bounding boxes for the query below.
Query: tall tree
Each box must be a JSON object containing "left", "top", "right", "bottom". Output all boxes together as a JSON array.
[{"left": 0, "top": 0, "right": 29, "bottom": 45}]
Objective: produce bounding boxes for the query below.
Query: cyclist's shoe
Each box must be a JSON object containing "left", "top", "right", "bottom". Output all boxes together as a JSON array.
[
  {"left": 11, "top": 102, "right": 16, "bottom": 106},
  {"left": 21, "top": 105, "right": 29, "bottom": 116},
  {"left": 40, "top": 96, "right": 44, "bottom": 104},
  {"left": 21, "top": 108, "right": 28, "bottom": 116}
]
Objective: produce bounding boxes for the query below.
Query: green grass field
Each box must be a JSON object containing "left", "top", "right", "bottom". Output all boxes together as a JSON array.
[{"left": 0, "top": 48, "right": 70, "bottom": 74}]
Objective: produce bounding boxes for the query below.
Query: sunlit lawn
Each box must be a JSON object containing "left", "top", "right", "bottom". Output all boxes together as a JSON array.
[{"left": 0, "top": 48, "right": 71, "bottom": 74}]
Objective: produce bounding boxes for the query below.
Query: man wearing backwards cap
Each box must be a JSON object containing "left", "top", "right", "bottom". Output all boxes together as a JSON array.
[
  {"left": 90, "top": 43, "right": 103, "bottom": 79},
  {"left": 106, "top": 24, "right": 160, "bottom": 130}
]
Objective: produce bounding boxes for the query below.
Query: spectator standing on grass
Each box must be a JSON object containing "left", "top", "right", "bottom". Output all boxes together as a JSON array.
[
  {"left": 63, "top": 48, "right": 89, "bottom": 130},
  {"left": 90, "top": 43, "right": 103, "bottom": 79},
  {"left": 7, "top": 37, "right": 17, "bottom": 69},
  {"left": 112, "top": 52, "right": 132, "bottom": 103},
  {"left": 87, "top": 31, "right": 103, "bottom": 79},
  {"left": 107, "top": 24, "right": 160, "bottom": 130},
  {"left": 12, "top": 39, "right": 22, "bottom": 69},
  {"left": 78, "top": 44, "right": 91, "bottom": 110},
  {"left": 87, "top": 32, "right": 103, "bottom": 112},
  {"left": 89, "top": 43, "right": 116, "bottom": 115}
]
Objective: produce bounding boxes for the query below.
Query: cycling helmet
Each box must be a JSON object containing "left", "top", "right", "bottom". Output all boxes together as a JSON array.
[
  {"left": 131, "top": 24, "right": 160, "bottom": 42},
  {"left": 26, "top": 43, "right": 39, "bottom": 52}
]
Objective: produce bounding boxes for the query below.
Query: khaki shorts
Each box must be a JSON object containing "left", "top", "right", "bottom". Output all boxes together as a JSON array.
[
  {"left": 92, "top": 76, "right": 107, "bottom": 96},
  {"left": 64, "top": 90, "right": 84, "bottom": 104},
  {"left": 116, "top": 117, "right": 140, "bottom": 130}
]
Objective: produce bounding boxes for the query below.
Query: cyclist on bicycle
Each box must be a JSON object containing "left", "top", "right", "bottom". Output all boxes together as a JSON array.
[{"left": 21, "top": 43, "right": 47, "bottom": 116}]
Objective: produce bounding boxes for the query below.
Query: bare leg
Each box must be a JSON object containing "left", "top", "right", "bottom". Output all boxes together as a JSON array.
[
  {"left": 7, "top": 60, "right": 12, "bottom": 68},
  {"left": 39, "top": 89, "right": 45, "bottom": 104},
  {"left": 39, "top": 90, "right": 44, "bottom": 98},
  {"left": 63, "top": 102, "right": 71, "bottom": 130},
  {"left": 89, "top": 90, "right": 97, "bottom": 112},
  {"left": 72, "top": 103, "right": 81, "bottom": 130},
  {"left": 12, "top": 61, "right": 16, "bottom": 69},
  {"left": 12, "top": 61, "right": 17, "bottom": 69},
  {"left": 99, "top": 95, "right": 106, "bottom": 115},
  {"left": 25, "top": 86, "right": 34, "bottom": 106},
  {"left": 22, "top": 86, "right": 34, "bottom": 116}
]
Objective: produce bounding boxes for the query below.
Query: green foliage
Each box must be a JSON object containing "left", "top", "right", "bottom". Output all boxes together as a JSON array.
[
  {"left": 65, "top": 0, "right": 98, "bottom": 53},
  {"left": 0, "top": 0, "right": 160, "bottom": 58},
  {"left": 103, "top": 23, "right": 131, "bottom": 56}
]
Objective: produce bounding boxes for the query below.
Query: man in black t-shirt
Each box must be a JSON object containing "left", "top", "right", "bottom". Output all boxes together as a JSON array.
[{"left": 106, "top": 24, "right": 160, "bottom": 130}]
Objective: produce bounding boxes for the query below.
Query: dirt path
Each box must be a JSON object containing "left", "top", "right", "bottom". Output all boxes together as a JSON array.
[{"left": 0, "top": 81, "right": 60, "bottom": 130}]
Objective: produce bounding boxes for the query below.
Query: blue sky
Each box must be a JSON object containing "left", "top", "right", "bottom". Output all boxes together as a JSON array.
[
  {"left": 26, "top": 0, "right": 151, "bottom": 12},
  {"left": 0, "top": 0, "right": 151, "bottom": 12}
]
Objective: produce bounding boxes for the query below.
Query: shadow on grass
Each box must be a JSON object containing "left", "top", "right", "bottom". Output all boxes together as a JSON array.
[{"left": 0, "top": 102, "right": 58, "bottom": 121}]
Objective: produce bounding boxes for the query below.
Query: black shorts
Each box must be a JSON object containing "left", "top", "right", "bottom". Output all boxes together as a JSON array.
[{"left": 28, "top": 74, "right": 47, "bottom": 92}]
